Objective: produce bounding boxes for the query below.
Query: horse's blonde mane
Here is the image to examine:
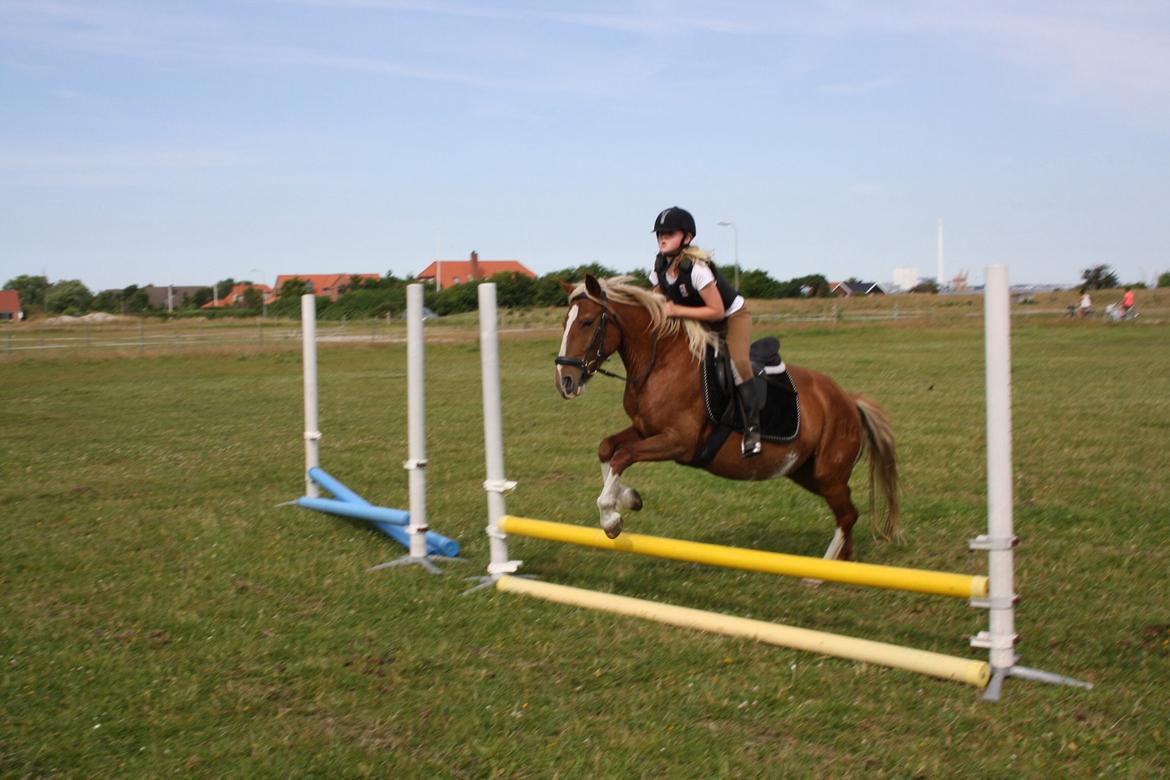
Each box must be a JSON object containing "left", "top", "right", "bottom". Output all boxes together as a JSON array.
[{"left": 568, "top": 275, "right": 717, "bottom": 362}]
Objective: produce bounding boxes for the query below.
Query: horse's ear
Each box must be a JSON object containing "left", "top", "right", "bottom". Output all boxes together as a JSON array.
[
  {"left": 559, "top": 280, "right": 574, "bottom": 295},
  {"left": 584, "top": 274, "right": 604, "bottom": 301}
]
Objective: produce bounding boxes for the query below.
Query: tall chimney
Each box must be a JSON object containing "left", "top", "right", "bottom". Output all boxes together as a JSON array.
[
  {"left": 469, "top": 250, "right": 480, "bottom": 281},
  {"left": 937, "top": 218, "right": 945, "bottom": 291}
]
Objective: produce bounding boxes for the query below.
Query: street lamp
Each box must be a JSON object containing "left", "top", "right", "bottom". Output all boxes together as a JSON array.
[
  {"left": 716, "top": 220, "right": 740, "bottom": 289},
  {"left": 250, "top": 267, "right": 268, "bottom": 318}
]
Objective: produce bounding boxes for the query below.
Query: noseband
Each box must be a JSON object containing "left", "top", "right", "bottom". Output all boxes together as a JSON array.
[{"left": 554, "top": 295, "right": 626, "bottom": 384}]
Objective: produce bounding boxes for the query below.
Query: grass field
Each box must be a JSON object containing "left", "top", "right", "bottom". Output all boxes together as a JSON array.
[{"left": 2, "top": 303, "right": 1168, "bottom": 777}]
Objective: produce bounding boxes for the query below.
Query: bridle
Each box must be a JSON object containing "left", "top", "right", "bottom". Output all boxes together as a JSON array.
[
  {"left": 553, "top": 293, "right": 659, "bottom": 387},
  {"left": 554, "top": 294, "right": 626, "bottom": 384}
]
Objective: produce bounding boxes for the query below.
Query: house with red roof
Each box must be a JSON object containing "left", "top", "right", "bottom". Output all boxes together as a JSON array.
[
  {"left": 0, "top": 290, "right": 22, "bottom": 321},
  {"left": 417, "top": 251, "right": 535, "bottom": 290},
  {"left": 201, "top": 283, "right": 273, "bottom": 309},
  {"left": 271, "top": 273, "right": 380, "bottom": 301}
]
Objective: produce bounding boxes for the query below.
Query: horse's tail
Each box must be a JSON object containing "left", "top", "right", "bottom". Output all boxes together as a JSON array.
[{"left": 854, "top": 394, "right": 900, "bottom": 542}]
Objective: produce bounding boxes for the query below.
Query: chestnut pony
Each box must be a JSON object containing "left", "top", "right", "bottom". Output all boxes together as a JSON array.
[{"left": 554, "top": 275, "right": 899, "bottom": 562}]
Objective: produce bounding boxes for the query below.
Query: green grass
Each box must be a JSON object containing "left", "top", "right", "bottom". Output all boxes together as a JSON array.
[{"left": 2, "top": 314, "right": 1168, "bottom": 777}]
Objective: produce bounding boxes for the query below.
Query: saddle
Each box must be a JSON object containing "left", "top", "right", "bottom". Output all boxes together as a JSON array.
[{"left": 690, "top": 336, "right": 801, "bottom": 467}]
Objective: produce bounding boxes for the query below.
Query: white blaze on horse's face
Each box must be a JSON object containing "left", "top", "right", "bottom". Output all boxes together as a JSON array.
[{"left": 556, "top": 303, "right": 583, "bottom": 399}]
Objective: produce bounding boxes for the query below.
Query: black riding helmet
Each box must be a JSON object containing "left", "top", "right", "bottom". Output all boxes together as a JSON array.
[{"left": 652, "top": 206, "right": 696, "bottom": 238}]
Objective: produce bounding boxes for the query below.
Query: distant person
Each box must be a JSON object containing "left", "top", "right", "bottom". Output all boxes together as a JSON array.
[
  {"left": 1121, "top": 287, "right": 1135, "bottom": 318},
  {"left": 1078, "top": 291, "right": 1092, "bottom": 319}
]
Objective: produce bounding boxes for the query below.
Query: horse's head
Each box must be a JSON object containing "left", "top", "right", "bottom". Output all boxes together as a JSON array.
[{"left": 554, "top": 274, "right": 622, "bottom": 399}]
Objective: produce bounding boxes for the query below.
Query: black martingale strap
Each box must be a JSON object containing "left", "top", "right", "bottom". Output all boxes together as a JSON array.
[{"left": 689, "top": 425, "right": 734, "bottom": 467}]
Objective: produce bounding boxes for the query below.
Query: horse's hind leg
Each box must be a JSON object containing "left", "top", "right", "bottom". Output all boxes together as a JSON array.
[
  {"left": 816, "top": 482, "right": 859, "bottom": 562},
  {"left": 789, "top": 462, "right": 860, "bottom": 584}
]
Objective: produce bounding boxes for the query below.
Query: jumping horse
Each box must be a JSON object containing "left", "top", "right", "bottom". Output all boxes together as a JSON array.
[{"left": 554, "top": 274, "right": 899, "bottom": 562}]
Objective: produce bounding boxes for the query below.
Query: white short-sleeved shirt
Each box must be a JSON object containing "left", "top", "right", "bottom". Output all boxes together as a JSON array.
[{"left": 650, "top": 262, "right": 745, "bottom": 317}]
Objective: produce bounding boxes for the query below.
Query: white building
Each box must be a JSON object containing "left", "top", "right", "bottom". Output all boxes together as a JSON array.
[{"left": 893, "top": 266, "right": 920, "bottom": 291}]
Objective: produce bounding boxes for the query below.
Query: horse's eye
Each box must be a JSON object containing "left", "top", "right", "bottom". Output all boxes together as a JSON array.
[{"left": 580, "top": 318, "right": 594, "bottom": 326}]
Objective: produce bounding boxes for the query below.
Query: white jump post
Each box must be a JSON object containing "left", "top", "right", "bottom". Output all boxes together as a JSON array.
[
  {"left": 405, "top": 283, "right": 429, "bottom": 562},
  {"left": 294, "top": 285, "right": 460, "bottom": 573},
  {"left": 468, "top": 282, "right": 521, "bottom": 592},
  {"left": 369, "top": 282, "right": 456, "bottom": 573},
  {"left": 973, "top": 264, "right": 1090, "bottom": 700},
  {"left": 302, "top": 294, "right": 321, "bottom": 499}
]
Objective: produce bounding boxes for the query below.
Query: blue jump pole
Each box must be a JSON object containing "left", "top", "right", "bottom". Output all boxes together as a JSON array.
[
  {"left": 297, "top": 496, "right": 409, "bottom": 526},
  {"left": 308, "top": 467, "right": 373, "bottom": 506},
  {"left": 303, "top": 468, "right": 460, "bottom": 558}
]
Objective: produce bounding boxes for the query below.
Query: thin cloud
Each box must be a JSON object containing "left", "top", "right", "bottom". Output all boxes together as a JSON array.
[
  {"left": 0, "top": 149, "right": 258, "bottom": 170},
  {"left": 278, "top": 0, "right": 521, "bottom": 17},
  {"left": 544, "top": 10, "right": 753, "bottom": 35},
  {"left": 0, "top": 1, "right": 667, "bottom": 98},
  {"left": 808, "top": 1, "right": 1170, "bottom": 99},
  {"left": 6, "top": 0, "right": 1170, "bottom": 113}
]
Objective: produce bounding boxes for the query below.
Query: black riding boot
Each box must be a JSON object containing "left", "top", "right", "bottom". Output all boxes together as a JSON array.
[{"left": 736, "top": 379, "right": 763, "bottom": 457}]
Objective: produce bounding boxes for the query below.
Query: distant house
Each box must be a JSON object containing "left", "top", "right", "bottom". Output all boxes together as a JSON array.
[
  {"left": 143, "top": 285, "right": 206, "bottom": 312},
  {"left": 0, "top": 290, "right": 22, "bottom": 321},
  {"left": 417, "top": 251, "right": 536, "bottom": 291},
  {"left": 831, "top": 280, "right": 886, "bottom": 297},
  {"left": 202, "top": 283, "right": 274, "bottom": 308},
  {"left": 271, "top": 273, "right": 380, "bottom": 301}
]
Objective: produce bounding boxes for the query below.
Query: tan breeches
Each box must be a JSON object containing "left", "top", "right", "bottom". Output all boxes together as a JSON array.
[{"left": 725, "top": 308, "right": 753, "bottom": 385}]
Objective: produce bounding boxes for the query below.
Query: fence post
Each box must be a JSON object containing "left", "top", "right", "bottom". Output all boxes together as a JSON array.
[{"left": 139, "top": 319, "right": 145, "bottom": 354}]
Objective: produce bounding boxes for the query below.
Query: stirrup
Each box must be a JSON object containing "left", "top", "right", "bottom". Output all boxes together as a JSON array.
[{"left": 742, "top": 428, "right": 762, "bottom": 457}]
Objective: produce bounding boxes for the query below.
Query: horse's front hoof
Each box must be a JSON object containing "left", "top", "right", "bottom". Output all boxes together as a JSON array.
[
  {"left": 622, "top": 487, "right": 643, "bottom": 512},
  {"left": 601, "top": 515, "right": 624, "bottom": 539}
]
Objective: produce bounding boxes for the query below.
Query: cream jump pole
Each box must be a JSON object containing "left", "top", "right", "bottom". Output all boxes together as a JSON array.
[
  {"left": 291, "top": 284, "right": 460, "bottom": 573},
  {"left": 474, "top": 270, "right": 1090, "bottom": 697}
]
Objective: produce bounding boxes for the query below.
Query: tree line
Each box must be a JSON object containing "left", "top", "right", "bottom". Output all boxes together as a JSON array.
[
  {"left": 3, "top": 263, "right": 833, "bottom": 319},
  {"left": 272, "top": 264, "right": 834, "bottom": 319},
  {"left": 7, "top": 263, "right": 1164, "bottom": 320}
]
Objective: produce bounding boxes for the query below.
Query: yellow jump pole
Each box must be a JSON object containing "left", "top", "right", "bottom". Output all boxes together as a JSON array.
[
  {"left": 500, "top": 516, "right": 988, "bottom": 600},
  {"left": 498, "top": 575, "right": 991, "bottom": 688}
]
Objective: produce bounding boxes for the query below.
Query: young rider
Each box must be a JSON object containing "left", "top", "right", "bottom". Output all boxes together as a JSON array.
[{"left": 649, "top": 206, "right": 762, "bottom": 456}]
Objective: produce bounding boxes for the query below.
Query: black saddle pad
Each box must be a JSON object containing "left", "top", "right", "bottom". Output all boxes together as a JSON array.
[{"left": 701, "top": 337, "right": 800, "bottom": 443}]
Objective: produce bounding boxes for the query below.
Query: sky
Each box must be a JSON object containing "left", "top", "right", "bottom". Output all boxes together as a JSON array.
[{"left": 2, "top": 0, "right": 1169, "bottom": 292}]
